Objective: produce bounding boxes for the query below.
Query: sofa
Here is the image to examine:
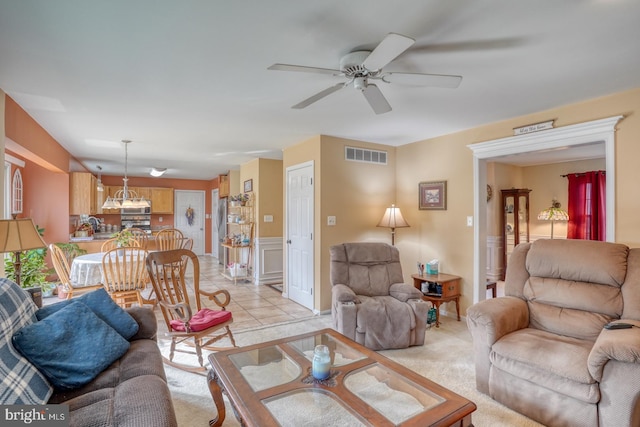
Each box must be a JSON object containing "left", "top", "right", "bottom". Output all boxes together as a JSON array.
[
  {"left": 467, "top": 239, "right": 640, "bottom": 427},
  {"left": 0, "top": 278, "right": 177, "bottom": 427},
  {"left": 330, "top": 242, "right": 429, "bottom": 350}
]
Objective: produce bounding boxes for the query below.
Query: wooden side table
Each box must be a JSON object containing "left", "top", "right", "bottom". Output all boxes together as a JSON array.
[{"left": 411, "top": 273, "right": 462, "bottom": 328}]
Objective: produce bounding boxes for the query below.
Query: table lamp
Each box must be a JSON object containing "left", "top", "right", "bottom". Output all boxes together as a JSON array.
[
  {"left": 537, "top": 199, "right": 569, "bottom": 239},
  {"left": 377, "top": 204, "right": 410, "bottom": 245},
  {"left": 0, "top": 218, "right": 47, "bottom": 287}
]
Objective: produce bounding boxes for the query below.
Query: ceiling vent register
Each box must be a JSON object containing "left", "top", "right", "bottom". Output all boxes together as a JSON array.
[{"left": 345, "top": 147, "right": 387, "bottom": 165}]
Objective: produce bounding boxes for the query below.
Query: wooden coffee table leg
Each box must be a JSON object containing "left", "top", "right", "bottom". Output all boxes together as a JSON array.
[
  {"left": 455, "top": 296, "right": 461, "bottom": 321},
  {"left": 207, "top": 369, "right": 226, "bottom": 427}
]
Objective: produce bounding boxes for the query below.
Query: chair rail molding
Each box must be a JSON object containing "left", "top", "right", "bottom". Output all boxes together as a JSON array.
[{"left": 467, "top": 115, "right": 623, "bottom": 304}]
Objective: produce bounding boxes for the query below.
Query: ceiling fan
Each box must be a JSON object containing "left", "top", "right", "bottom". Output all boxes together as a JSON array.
[{"left": 268, "top": 33, "right": 462, "bottom": 115}]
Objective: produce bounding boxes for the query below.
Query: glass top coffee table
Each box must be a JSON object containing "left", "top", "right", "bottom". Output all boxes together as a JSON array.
[{"left": 208, "top": 328, "right": 476, "bottom": 427}]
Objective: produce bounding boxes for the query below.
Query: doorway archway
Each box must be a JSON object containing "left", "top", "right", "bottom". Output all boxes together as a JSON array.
[{"left": 468, "top": 115, "right": 623, "bottom": 304}]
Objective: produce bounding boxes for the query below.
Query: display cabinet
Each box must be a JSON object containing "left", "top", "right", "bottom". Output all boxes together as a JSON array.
[
  {"left": 501, "top": 188, "right": 531, "bottom": 280},
  {"left": 222, "top": 194, "right": 254, "bottom": 284}
]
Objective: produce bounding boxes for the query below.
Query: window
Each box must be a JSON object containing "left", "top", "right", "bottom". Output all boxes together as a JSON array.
[{"left": 12, "top": 168, "right": 23, "bottom": 215}]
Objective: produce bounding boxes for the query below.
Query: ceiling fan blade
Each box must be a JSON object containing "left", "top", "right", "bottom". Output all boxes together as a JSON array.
[
  {"left": 268, "top": 63, "right": 341, "bottom": 75},
  {"left": 384, "top": 72, "right": 462, "bottom": 88},
  {"left": 362, "top": 33, "right": 415, "bottom": 71},
  {"left": 292, "top": 83, "right": 345, "bottom": 109},
  {"left": 362, "top": 84, "right": 392, "bottom": 115}
]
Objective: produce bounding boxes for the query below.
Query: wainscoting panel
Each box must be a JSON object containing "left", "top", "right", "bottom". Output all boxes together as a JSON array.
[{"left": 253, "top": 237, "right": 283, "bottom": 285}]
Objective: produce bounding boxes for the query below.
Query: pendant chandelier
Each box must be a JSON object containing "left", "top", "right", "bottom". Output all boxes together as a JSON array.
[{"left": 101, "top": 140, "right": 150, "bottom": 209}]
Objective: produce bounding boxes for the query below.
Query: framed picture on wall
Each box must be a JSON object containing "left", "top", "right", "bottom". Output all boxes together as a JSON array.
[
  {"left": 244, "top": 179, "right": 253, "bottom": 193},
  {"left": 419, "top": 181, "right": 447, "bottom": 210}
]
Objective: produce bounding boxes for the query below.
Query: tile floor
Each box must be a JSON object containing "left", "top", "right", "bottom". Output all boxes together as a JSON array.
[{"left": 194, "top": 256, "right": 314, "bottom": 331}]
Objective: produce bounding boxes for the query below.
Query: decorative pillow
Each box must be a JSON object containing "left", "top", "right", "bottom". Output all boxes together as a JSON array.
[
  {"left": 170, "top": 309, "right": 232, "bottom": 332},
  {"left": 13, "top": 300, "right": 130, "bottom": 390},
  {"left": 36, "top": 288, "right": 139, "bottom": 339},
  {"left": 0, "top": 278, "right": 53, "bottom": 404}
]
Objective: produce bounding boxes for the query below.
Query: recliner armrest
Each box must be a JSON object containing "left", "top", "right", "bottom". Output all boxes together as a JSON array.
[
  {"left": 389, "top": 283, "right": 423, "bottom": 302},
  {"left": 332, "top": 284, "right": 360, "bottom": 303},
  {"left": 588, "top": 319, "right": 640, "bottom": 381},
  {"left": 466, "top": 297, "right": 529, "bottom": 346}
]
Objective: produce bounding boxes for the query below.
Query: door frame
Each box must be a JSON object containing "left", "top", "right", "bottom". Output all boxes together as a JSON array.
[
  {"left": 468, "top": 115, "right": 622, "bottom": 304},
  {"left": 211, "top": 189, "right": 219, "bottom": 259}
]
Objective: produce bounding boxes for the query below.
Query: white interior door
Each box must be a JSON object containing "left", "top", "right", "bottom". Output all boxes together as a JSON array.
[
  {"left": 286, "top": 161, "right": 314, "bottom": 309},
  {"left": 174, "top": 190, "right": 206, "bottom": 255}
]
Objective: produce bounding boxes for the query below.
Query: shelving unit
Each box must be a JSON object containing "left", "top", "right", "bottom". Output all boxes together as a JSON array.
[{"left": 221, "top": 195, "right": 254, "bottom": 284}]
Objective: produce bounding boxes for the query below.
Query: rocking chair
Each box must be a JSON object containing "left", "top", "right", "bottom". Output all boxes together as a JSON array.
[{"left": 146, "top": 249, "right": 236, "bottom": 373}]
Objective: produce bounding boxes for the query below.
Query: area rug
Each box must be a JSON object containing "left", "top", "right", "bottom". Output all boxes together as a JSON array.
[{"left": 164, "top": 315, "right": 544, "bottom": 427}]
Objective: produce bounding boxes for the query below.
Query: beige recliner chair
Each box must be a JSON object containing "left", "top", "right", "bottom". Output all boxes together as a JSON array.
[
  {"left": 330, "top": 242, "right": 429, "bottom": 350},
  {"left": 467, "top": 239, "right": 640, "bottom": 427}
]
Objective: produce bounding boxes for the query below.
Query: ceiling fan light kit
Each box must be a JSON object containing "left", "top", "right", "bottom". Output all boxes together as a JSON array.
[{"left": 269, "top": 32, "right": 462, "bottom": 114}]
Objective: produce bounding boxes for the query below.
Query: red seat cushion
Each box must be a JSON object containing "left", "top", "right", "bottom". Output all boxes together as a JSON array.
[{"left": 170, "top": 308, "right": 232, "bottom": 332}]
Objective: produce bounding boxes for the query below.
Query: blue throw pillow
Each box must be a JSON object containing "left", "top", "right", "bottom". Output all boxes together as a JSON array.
[
  {"left": 13, "top": 300, "right": 130, "bottom": 390},
  {"left": 36, "top": 288, "right": 139, "bottom": 339}
]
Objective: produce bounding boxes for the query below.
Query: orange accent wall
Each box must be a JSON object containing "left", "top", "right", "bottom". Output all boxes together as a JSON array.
[{"left": 4, "top": 96, "right": 70, "bottom": 173}]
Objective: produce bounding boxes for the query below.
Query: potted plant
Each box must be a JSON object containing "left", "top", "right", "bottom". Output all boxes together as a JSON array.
[
  {"left": 112, "top": 229, "right": 135, "bottom": 247},
  {"left": 4, "top": 225, "right": 49, "bottom": 307},
  {"left": 229, "top": 193, "right": 250, "bottom": 207}
]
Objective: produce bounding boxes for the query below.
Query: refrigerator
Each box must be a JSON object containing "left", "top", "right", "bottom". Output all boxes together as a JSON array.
[{"left": 216, "top": 197, "right": 227, "bottom": 265}]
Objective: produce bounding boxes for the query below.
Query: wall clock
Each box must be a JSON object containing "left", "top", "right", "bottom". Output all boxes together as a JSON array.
[{"left": 487, "top": 184, "right": 493, "bottom": 202}]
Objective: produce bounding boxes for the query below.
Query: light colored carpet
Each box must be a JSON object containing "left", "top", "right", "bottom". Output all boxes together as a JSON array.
[{"left": 162, "top": 315, "right": 544, "bottom": 427}]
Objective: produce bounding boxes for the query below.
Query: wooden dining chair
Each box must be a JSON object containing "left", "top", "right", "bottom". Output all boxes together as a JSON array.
[
  {"left": 49, "top": 243, "right": 102, "bottom": 300},
  {"left": 101, "top": 237, "right": 141, "bottom": 252},
  {"left": 181, "top": 237, "right": 194, "bottom": 251},
  {"left": 146, "top": 249, "right": 236, "bottom": 373},
  {"left": 102, "top": 247, "right": 149, "bottom": 308},
  {"left": 127, "top": 227, "right": 150, "bottom": 250},
  {"left": 155, "top": 228, "right": 184, "bottom": 251}
]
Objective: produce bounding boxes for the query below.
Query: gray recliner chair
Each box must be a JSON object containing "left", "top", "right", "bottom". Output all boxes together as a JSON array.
[{"left": 330, "top": 242, "right": 429, "bottom": 350}]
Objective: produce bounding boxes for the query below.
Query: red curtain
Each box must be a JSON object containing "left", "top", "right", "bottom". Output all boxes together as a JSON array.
[{"left": 567, "top": 171, "right": 606, "bottom": 240}]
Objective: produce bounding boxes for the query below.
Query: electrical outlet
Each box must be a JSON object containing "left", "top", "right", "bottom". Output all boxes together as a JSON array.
[
  {"left": 327, "top": 216, "right": 336, "bottom": 226},
  {"left": 159, "top": 216, "right": 163, "bottom": 222},
  {"left": 466, "top": 216, "right": 473, "bottom": 227}
]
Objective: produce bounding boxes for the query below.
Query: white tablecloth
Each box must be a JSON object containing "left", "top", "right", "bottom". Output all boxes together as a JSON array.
[{"left": 69, "top": 252, "right": 105, "bottom": 287}]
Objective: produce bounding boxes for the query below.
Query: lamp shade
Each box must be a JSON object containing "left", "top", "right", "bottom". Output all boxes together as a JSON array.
[
  {"left": 0, "top": 219, "right": 46, "bottom": 253},
  {"left": 537, "top": 207, "right": 569, "bottom": 221},
  {"left": 377, "top": 205, "right": 410, "bottom": 229}
]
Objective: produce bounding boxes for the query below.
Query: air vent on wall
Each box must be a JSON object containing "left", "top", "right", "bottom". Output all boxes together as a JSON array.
[{"left": 345, "top": 146, "right": 387, "bottom": 165}]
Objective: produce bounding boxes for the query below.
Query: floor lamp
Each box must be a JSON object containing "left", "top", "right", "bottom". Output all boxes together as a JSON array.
[
  {"left": 377, "top": 204, "right": 410, "bottom": 245},
  {"left": 537, "top": 199, "right": 569, "bottom": 239},
  {"left": 0, "top": 218, "right": 47, "bottom": 287}
]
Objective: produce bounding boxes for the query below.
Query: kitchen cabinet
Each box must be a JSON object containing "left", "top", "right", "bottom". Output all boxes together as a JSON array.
[
  {"left": 150, "top": 188, "right": 174, "bottom": 214},
  {"left": 501, "top": 188, "right": 531, "bottom": 280},
  {"left": 218, "top": 174, "right": 230, "bottom": 198},
  {"left": 70, "top": 172, "right": 98, "bottom": 215}
]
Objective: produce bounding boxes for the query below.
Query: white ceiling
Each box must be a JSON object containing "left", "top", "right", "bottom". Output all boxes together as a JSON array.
[{"left": 1, "top": 1, "right": 638, "bottom": 180}]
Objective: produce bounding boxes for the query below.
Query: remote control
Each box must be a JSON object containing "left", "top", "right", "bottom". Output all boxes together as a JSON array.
[{"left": 604, "top": 322, "right": 633, "bottom": 330}]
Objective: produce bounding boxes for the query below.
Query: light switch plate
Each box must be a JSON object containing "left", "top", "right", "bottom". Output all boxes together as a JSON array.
[
  {"left": 327, "top": 216, "right": 336, "bottom": 226},
  {"left": 264, "top": 215, "right": 273, "bottom": 223},
  {"left": 467, "top": 216, "right": 473, "bottom": 227}
]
